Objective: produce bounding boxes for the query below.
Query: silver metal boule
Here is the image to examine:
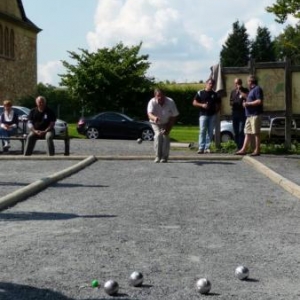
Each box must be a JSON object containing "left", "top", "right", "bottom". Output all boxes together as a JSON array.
[
  {"left": 195, "top": 278, "right": 211, "bottom": 294},
  {"left": 235, "top": 265, "right": 249, "bottom": 280},
  {"left": 104, "top": 279, "right": 119, "bottom": 296},
  {"left": 129, "top": 271, "right": 143, "bottom": 287},
  {"left": 137, "top": 138, "right": 143, "bottom": 144}
]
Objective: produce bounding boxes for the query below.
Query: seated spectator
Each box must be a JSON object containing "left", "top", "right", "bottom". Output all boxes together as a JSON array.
[
  {"left": 0, "top": 99, "right": 18, "bottom": 152},
  {"left": 24, "top": 96, "right": 56, "bottom": 156}
]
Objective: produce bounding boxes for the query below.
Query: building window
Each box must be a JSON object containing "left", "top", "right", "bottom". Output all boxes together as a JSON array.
[
  {"left": 0, "top": 24, "right": 3, "bottom": 55},
  {"left": 10, "top": 29, "right": 14, "bottom": 58},
  {"left": 0, "top": 24, "right": 15, "bottom": 59},
  {"left": 4, "top": 27, "right": 9, "bottom": 57}
]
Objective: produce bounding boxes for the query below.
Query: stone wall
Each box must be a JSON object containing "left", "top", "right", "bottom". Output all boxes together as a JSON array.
[
  {"left": 0, "top": 0, "right": 39, "bottom": 103},
  {"left": 0, "top": 23, "right": 38, "bottom": 101}
]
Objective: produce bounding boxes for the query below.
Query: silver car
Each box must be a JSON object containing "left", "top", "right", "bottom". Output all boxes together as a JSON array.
[
  {"left": 0, "top": 105, "right": 68, "bottom": 136},
  {"left": 218, "top": 116, "right": 293, "bottom": 143},
  {"left": 219, "top": 120, "right": 235, "bottom": 142}
]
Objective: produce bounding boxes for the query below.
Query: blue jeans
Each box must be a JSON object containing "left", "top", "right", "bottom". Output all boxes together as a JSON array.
[
  {"left": 232, "top": 114, "right": 246, "bottom": 150},
  {"left": 199, "top": 114, "right": 216, "bottom": 150},
  {"left": 0, "top": 127, "right": 17, "bottom": 145}
]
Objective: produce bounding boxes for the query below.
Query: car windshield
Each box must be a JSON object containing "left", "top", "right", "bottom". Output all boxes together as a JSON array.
[
  {"left": 95, "top": 112, "right": 133, "bottom": 122},
  {"left": 18, "top": 107, "right": 30, "bottom": 114}
]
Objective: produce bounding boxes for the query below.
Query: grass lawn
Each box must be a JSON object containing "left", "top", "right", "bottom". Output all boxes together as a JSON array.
[
  {"left": 169, "top": 126, "right": 198, "bottom": 143},
  {"left": 68, "top": 124, "right": 83, "bottom": 138}
]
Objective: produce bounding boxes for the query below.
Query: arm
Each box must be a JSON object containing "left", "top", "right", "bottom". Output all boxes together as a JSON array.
[
  {"left": 11, "top": 112, "right": 19, "bottom": 129},
  {"left": 164, "top": 116, "right": 177, "bottom": 135},
  {"left": 44, "top": 121, "right": 55, "bottom": 133},
  {"left": 244, "top": 87, "right": 262, "bottom": 107},
  {"left": 244, "top": 99, "right": 262, "bottom": 107},
  {"left": 147, "top": 112, "right": 159, "bottom": 123},
  {"left": 193, "top": 99, "right": 208, "bottom": 109},
  {"left": 229, "top": 90, "right": 234, "bottom": 106}
]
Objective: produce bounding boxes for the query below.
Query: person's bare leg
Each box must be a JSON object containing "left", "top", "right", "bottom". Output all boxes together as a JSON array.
[
  {"left": 236, "top": 134, "right": 251, "bottom": 154},
  {"left": 252, "top": 134, "right": 260, "bottom": 155}
]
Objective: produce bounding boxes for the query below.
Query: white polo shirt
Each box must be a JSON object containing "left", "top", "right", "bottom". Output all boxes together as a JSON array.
[{"left": 147, "top": 97, "right": 179, "bottom": 125}]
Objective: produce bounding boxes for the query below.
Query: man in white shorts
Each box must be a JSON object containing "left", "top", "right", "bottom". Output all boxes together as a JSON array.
[{"left": 235, "top": 75, "right": 264, "bottom": 156}]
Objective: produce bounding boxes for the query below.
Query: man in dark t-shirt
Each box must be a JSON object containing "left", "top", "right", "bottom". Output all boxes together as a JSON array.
[{"left": 24, "top": 96, "right": 56, "bottom": 156}]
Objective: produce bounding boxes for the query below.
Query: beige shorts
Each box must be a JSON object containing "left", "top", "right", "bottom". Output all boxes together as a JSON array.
[{"left": 244, "top": 115, "right": 262, "bottom": 134}]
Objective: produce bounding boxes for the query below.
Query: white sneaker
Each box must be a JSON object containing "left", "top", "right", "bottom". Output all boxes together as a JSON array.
[
  {"left": 154, "top": 157, "right": 160, "bottom": 163},
  {"left": 160, "top": 158, "right": 167, "bottom": 163},
  {"left": 204, "top": 149, "right": 210, "bottom": 154},
  {"left": 3, "top": 141, "right": 10, "bottom": 150}
]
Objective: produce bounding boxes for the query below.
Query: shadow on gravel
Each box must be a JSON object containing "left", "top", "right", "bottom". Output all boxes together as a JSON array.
[
  {"left": 0, "top": 281, "right": 137, "bottom": 300},
  {"left": 54, "top": 183, "right": 110, "bottom": 188},
  {"left": 0, "top": 282, "right": 72, "bottom": 300},
  {"left": 0, "top": 181, "right": 28, "bottom": 187},
  {"left": 190, "top": 161, "right": 236, "bottom": 166},
  {"left": 245, "top": 278, "right": 260, "bottom": 282},
  {"left": 0, "top": 211, "right": 117, "bottom": 221},
  {"left": 204, "top": 292, "right": 221, "bottom": 296}
]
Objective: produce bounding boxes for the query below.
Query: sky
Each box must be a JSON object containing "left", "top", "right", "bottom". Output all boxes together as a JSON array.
[{"left": 21, "top": 0, "right": 297, "bottom": 87}]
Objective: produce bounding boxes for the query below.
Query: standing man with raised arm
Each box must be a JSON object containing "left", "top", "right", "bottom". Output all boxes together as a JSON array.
[
  {"left": 235, "top": 75, "right": 263, "bottom": 156},
  {"left": 230, "top": 78, "right": 249, "bottom": 150}
]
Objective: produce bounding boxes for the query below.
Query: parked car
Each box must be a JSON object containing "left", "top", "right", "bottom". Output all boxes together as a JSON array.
[
  {"left": 0, "top": 106, "right": 68, "bottom": 137},
  {"left": 218, "top": 116, "right": 300, "bottom": 142},
  {"left": 77, "top": 111, "right": 154, "bottom": 140}
]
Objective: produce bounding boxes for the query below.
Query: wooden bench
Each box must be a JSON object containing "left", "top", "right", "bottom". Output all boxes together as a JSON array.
[{"left": 2, "top": 121, "right": 70, "bottom": 155}]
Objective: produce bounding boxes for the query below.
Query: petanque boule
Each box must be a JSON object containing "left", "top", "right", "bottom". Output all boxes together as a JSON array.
[
  {"left": 91, "top": 279, "right": 99, "bottom": 288},
  {"left": 195, "top": 278, "right": 211, "bottom": 294},
  {"left": 104, "top": 279, "right": 119, "bottom": 296},
  {"left": 129, "top": 271, "right": 143, "bottom": 287},
  {"left": 235, "top": 265, "right": 249, "bottom": 280},
  {"left": 137, "top": 138, "right": 143, "bottom": 144}
]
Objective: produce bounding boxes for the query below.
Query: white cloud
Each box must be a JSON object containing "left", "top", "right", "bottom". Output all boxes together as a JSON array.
[
  {"left": 38, "top": 0, "right": 297, "bottom": 85},
  {"left": 85, "top": 0, "right": 290, "bottom": 83},
  {"left": 38, "top": 61, "right": 63, "bottom": 86},
  {"left": 87, "top": 0, "right": 182, "bottom": 50},
  {"left": 245, "top": 18, "right": 264, "bottom": 39}
]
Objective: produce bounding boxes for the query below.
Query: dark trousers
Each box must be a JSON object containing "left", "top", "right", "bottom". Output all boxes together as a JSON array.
[
  {"left": 24, "top": 130, "right": 55, "bottom": 156},
  {"left": 232, "top": 113, "right": 246, "bottom": 150}
]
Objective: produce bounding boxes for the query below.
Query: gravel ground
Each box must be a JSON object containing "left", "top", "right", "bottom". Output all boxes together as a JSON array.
[
  {"left": 0, "top": 161, "right": 77, "bottom": 198},
  {"left": 1, "top": 141, "right": 300, "bottom": 299},
  {"left": 254, "top": 154, "right": 300, "bottom": 186}
]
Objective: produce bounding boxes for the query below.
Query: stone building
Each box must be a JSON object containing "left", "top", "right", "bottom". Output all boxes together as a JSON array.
[{"left": 0, "top": 0, "right": 40, "bottom": 101}]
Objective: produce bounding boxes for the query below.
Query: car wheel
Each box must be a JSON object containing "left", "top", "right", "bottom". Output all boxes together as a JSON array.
[
  {"left": 86, "top": 127, "right": 100, "bottom": 139},
  {"left": 221, "top": 131, "right": 233, "bottom": 143},
  {"left": 141, "top": 128, "right": 154, "bottom": 141}
]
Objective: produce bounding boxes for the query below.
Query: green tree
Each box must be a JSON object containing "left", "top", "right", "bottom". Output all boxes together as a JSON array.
[
  {"left": 266, "top": 0, "right": 300, "bottom": 24},
  {"left": 251, "top": 26, "right": 276, "bottom": 62},
  {"left": 220, "top": 21, "right": 250, "bottom": 67},
  {"left": 60, "top": 42, "right": 154, "bottom": 115},
  {"left": 273, "top": 23, "right": 300, "bottom": 63},
  {"left": 18, "top": 83, "right": 77, "bottom": 122}
]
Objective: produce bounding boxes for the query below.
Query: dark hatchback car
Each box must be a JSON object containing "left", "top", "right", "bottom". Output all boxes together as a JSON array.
[{"left": 77, "top": 111, "right": 154, "bottom": 140}]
